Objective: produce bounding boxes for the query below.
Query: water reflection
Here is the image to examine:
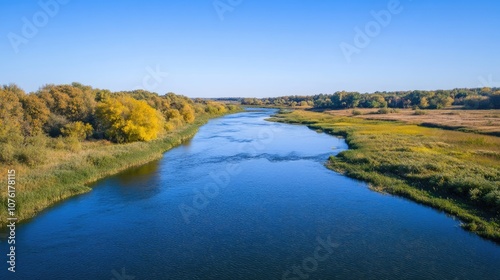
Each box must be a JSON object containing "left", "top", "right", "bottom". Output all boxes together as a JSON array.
[
  {"left": 0, "top": 108, "right": 499, "bottom": 280},
  {"left": 116, "top": 160, "right": 160, "bottom": 184}
]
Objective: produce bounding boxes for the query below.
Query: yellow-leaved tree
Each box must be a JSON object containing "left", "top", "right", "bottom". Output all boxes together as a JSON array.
[
  {"left": 180, "top": 103, "right": 195, "bottom": 124},
  {"left": 96, "top": 97, "right": 164, "bottom": 143},
  {"left": 61, "top": 121, "right": 93, "bottom": 141}
]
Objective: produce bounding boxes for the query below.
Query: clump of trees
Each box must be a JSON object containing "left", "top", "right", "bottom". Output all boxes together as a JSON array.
[
  {"left": 96, "top": 97, "right": 164, "bottom": 143},
  {"left": 0, "top": 83, "right": 236, "bottom": 166},
  {"left": 241, "top": 87, "right": 500, "bottom": 110}
]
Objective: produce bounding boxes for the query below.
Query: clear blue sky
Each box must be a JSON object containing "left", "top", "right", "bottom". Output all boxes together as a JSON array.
[{"left": 1, "top": 0, "right": 499, "bottom": 97}]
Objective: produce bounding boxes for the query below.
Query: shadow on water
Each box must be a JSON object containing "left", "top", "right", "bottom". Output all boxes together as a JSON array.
[
  {"left": 1, "top": 108, "right": 499, "bottom": 280},
  {"left": 115, "top": 160, "right": 161, "bottom": 186},
  {"left": 107, "top": 139, "right": 195, "bottom": 200}
]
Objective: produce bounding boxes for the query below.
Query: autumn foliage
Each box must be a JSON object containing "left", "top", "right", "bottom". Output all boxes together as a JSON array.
[
  {"left": 0, "top": 83, "right": 237, "bottom": 166},
  {"left": 96, "top": 97, "right": 164, "bottom": 143}
]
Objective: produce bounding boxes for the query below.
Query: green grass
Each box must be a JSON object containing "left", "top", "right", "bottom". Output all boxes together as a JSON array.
[
  {"left": 0, "top": 110, "right": 241, "bottom": 227},
  {"left": 269, "top": 110, "right": 500, "bottom": 243}
]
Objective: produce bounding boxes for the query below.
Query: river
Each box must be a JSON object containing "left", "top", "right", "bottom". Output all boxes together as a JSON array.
[{"left": 1, "top": 108, "right": 499, "bottom": 280}]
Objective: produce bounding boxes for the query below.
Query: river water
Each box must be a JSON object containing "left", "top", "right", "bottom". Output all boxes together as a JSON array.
[{"left": 1, "top": 108, "right": 499, "bottom": 279}]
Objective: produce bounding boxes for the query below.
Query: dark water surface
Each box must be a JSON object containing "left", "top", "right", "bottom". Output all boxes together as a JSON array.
[{"left": 1, "top": 108, "right": 499, "bottom": 280}]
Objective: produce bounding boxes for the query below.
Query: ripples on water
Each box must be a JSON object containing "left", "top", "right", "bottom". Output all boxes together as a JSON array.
[{"left": 1, "top": 108, "right": 499, "bottom": 280}]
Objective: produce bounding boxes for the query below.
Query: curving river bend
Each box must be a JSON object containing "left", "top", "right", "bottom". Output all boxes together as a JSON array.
[{"left": 1, "top": 108, "right": 499, "bottom": 280}]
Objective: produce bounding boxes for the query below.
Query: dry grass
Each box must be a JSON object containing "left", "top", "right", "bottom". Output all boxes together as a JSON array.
[
  {"left": 269, "top": 109, "right": 500, "bottom": 242},
  {"left": 321, "top": 108, "right": 500, "bottom": 136}
]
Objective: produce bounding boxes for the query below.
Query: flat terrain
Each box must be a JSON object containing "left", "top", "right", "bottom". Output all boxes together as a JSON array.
[
  {"left": 270, "top": 109, "right": 500, "bottom": 242},
  {"left": 321, "top": 108, "right": 500, "bottom": 136}
]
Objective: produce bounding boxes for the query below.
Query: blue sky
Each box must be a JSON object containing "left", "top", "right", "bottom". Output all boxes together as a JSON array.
[{"left": 1, "top": 0, "right": 499, "bottom": 97}]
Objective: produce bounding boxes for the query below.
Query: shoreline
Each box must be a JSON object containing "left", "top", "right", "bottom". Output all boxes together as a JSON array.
[
  {"left": 0, "top": 111, "right": 240, "bottom": 228},
  {"left": 268, "top": 110, "right": 500, "bottom": 243}
]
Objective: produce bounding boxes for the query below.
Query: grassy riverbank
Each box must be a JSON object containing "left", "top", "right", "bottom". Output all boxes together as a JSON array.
[
  {"left": 269, "top": 110, "right": 500, "bottom": 242},
  {"left": 0, "top": 111, "right": 239, "bottom": 227}
]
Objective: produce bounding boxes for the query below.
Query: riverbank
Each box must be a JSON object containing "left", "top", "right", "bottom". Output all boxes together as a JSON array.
[
  {"left": 0, "top": 111, "right": 240, "bottom": 227},
  {"left": 268, "top": 109, "right": 500, "bottom": 242}
]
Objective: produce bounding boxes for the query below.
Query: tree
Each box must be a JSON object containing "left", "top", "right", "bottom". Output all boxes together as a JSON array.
[
  {"left": 205, "top": 102, "right": 227, "bottom": 115},
  {"left": 344, "top": 92, "right": 361, "bottom": 108},
  {"left": 0, "top": 85, "right": 25, "bottom": 127},
  {"left": 419, "top": 97, "right": 429, "bottom": 109},
  {"left": 22, "top": 94, "right": 50, "bottom": 135},
  {"left": 490, "top": 91, "right": 500, "bottom": 109},
  {"left": 368, "top": 94, "right": 387, "bottom": 108},
  {"left": 96, "top": 97, "right": 164, "bottom": 143},
  {"left": 61, "top": 121, "right": 93, "bottom": 141},
  {"left": 94, "top": 89, "right": 112, "bottom": 102},
  {"left": 37, "top": 84, "right": 95, "bottom": 122},
  {"left": 45, "top": 113, "right": 70, "bottom": 137},
  {"left": 164, "top": 108, "right": 184, "bottom": 131},
  {"left": 0, "top": 85, "right": 25, "bottom": 145},
  {"left": 180, "top": 104, "right": 195, "bottom": 123},
  {"left": 429, "top": 94, "right": 453, "bottom": 109}
]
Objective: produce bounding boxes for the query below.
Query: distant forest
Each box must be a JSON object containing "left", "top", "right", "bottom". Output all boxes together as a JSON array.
[{"left": 240, "top": 87, "right": 500, "bottom": 110}]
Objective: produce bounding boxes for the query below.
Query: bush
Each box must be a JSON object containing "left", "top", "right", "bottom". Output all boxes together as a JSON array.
[
  {"left": 17, "top": 146, "right": 47, "bottom": 167},
  {"left": 61, "top": 121, "right": 93, "bottom": 141},
  {"left": 0, "top": 143, "right": 16, "bottom": 163},
  {"left": 25, "top": 133, "right": 48, "bottom": 148},
  {"left": 164, "top": 122, "right": 176, "bottom": 132},
  {"left": 180, "top": 104, "right": 195, "bottom": 124},
  {"left": 51, "top": 137, "right": 66, "bottom": 150},
  {"left": 64, "top": 136, "right": 82, "bottom": 152},
  {"left": 483, "top": 190, "right": 500, "bottom": 208},
  {"left": 414, "top": 109, "right": 427, "bottom": 115},
  {"left": 45, "top": 114, "right": 69, "bottom": 137},
  {"left": 164, "top": 118, "right": 184, "bottom": 132},
  {"left": 352, "top": 109, "right": 362, "bottom": 116},
  {"left": 377, "top": 108, "right": 391, "bottom": 114}
]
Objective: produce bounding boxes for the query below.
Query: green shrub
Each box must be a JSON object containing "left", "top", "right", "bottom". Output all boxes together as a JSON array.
[
  {"left": 352, "top": 109, "right": 362, "bottom": 116},
  {"left": 414, "top": 109, "right": 427, "bottom": 115},
  {"left": 51, "top": 137, "right": 66, "bottom": 150},
  {"left": 0, "top": 143, "right": 16, "bottom": 163},
  {"left": 25, "top": 133, "right": 48, "bottom": 147},
  {"left": 377, "top": 108, "right": 391, "bottom": 114},
  {"left": 64, "top": 136, "right": 82, "bottom": 152},
  {"left": 61, "top": 121, "right": 93, "bottom": 141},
  {"left": 44, "top": 113, "right": 69, "bottom": 137},
  {"left": 484, "top": 190, "right": 500, "bottom": 208},
  {"left": 17, "top": 146, "right": 47, "bottom": 167}
]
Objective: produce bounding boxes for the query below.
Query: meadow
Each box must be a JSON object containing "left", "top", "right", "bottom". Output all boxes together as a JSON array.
[
  {"left": 269, "top": 109, "right": 500, "bottom": 242},
  {"left": 325, "top": 108, "right": 500, "bottom": 136}
]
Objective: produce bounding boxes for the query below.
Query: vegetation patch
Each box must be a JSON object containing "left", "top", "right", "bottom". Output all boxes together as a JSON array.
[
  {"left": 269, "top": 110, "right": 500, "bottom": 243},
  {"left": 0, "top": 83, "right": 241, "bottom": 227}
]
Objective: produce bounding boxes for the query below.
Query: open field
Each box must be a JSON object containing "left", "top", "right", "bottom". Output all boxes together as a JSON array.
[
  {"left": 269, "top": 109, "right": 500, "bottom": 242},
  {"left": 322, "top": 108, "right": 500, "bottom": 136}
]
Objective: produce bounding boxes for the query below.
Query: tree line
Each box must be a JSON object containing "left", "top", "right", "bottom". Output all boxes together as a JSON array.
[
  {"left": 241, "top": 87, "right": 500, "bottom": 110},
  {"left": 0, "top": 83, "right": 237, "bottom": 166}
]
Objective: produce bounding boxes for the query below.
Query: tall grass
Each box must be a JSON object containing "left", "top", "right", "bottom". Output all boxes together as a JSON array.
[{"left": 269, "top": 110, "right": 500, "bottom": 242}]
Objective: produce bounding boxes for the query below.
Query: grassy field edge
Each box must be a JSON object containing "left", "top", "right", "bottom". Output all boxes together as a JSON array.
[{"left": 268, "top": 110, "right": 500, "bottom": 243}]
